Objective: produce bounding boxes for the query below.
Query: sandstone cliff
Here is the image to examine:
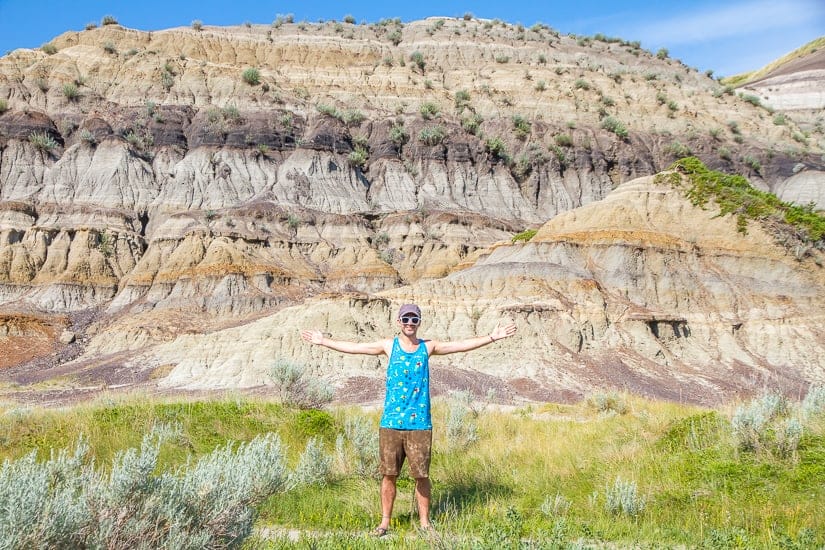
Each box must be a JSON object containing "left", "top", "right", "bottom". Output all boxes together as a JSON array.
[{"left": 1, "top": 18, "right": 823, "bottom": 404}]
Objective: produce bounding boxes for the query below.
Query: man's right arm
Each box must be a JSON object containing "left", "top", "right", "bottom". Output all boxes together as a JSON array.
[{"left": 301, "top": 329, "right": 388, "bottom": 356}]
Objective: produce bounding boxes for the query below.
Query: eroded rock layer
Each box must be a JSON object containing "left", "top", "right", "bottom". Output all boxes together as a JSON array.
[{"left": 0, "top": 18, "right": 823, "bottom": 403}]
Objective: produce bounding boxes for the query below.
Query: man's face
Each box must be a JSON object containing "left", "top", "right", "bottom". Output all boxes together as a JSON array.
[{"left": 397, "top": 313, "right": 421, "bottom": 336}]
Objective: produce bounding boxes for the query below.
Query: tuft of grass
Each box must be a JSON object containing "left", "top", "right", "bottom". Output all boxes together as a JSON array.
[
  {"left": 389, "top": 123, "right": 409, "bottom": 146},
  {"left": 419, "top": 101, "right": 440, "bottom": 120},
  {"left": 339, "top": 109, "right": 365, "bottom": 126},
  {"left": 347, "top": 147, "right": 368, "bottom": 168},
  {"left": 601, "top": 116, "right": 628, "bottom": 139},
  {"left": 665, "top": 140, "right": 691, "bottom": 158},
  {"left": 242, "top": 67, "right": 261, "bottom": 85},
  {"left": 61, "top": 83, "right": 79, "bottom": 101},
  {"left": 409, "top": 51, "right": 425, "bottom": 72},
  {"left": 485, "top": 136, "right": 510, "bottom": 163},
  {"left": 28, "top": 132, "right": 58, "bottom": 151},
  {"left": 418, "top": 125, "right": 445, "bottom": 146},
  {"left": 574, "top": 78, "right": 590, "bottom": 90},
  {"left": 454, "top": 89, "right": 471, "bottom": 111},
  {"left": 512, "top": 115, "right": 531, "bottom": 140},
  {"left": 740, "top": 93, "right": 762, "bottom": 107},
  {"left": 461, "top": 113, "right": 483, "bottom": 135},
  {"left": 0, "top": 99, "right": 8, "bottom": 113}
]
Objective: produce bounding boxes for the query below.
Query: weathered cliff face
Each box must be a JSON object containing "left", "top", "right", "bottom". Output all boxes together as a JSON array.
[
  {"left": 740, "top": 47, "right": 825, "bottom": 130},
  {"left": 73, "top": 175, "right": 821, "bottom": 406},
  {"left": 736, "top": 47, "right": 825, "bottom": 207},
  {"left": 0, "top": 18, "right": 823, "bottom": 404}
]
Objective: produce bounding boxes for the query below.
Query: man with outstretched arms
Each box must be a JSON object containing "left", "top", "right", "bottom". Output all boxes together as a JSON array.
[{"left": 301, "top": 304, "right": 517, "bottom": 536}]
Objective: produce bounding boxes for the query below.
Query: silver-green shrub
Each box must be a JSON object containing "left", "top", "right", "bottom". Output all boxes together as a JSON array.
[
  {"left": 539, "top": 493, "right": 571, "bottom": 517},
  {"left": 389, "top": 124, "right": 409, "bottom": 145},
  {"left": 0, "top": 426, "right": 288, "bottom": 548},
  {"left": 586, "top": 392, "right": 628, "bottom": 415},
  {"left": 28, "top": 132, "right": 58, "bottom": 151},
  {"left": 418, "top": 125, "right": 445, "bottom": 146},
  {"left": 776, "top": 418, "right": 803, "bottom": 458},
  {"left": 292, "top": 436, "right": 332, "bottom": 486},
  {"left": 339, "top": 109, "right": 365, "bottom": 126},
  {"left": 605, "top": 476, "right": 645, "bottom": 517},
  {"left": 446, "top": 390, "right": 479, "bottom": 449},
  {"left": 731, "top": 393, "right": 785, "bottom": 451},
  {"left": 801, "top": 385, "right": 825, "bottom": 419},
  {"left": 340, "top": 416, "right": 378, "bottom": 477},
  {"left": 269, "top": 358, "right": 334, "bottom": 409}
]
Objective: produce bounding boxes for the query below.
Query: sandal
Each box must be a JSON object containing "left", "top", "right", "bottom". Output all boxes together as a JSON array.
[{"left": 372, "top": 526, "right": 389, "bottom": 537}]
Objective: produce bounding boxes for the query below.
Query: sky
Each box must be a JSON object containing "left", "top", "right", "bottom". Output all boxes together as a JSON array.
[{"left": 0, "top": 0, "right": 823, "bottom": 77}]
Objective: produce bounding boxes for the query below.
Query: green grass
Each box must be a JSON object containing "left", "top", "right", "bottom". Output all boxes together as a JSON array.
[
  {"left": 657, "top": 157, "right": 825, "bottom": 241},
  {"left": 511, "top": 228, "right": 538, "bottom": 243},
  {"left": 2, "top": 394, "right": 824, "bottom": 548}
]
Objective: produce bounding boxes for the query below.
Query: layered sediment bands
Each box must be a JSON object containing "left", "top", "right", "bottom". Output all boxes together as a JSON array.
[
  {"left": 134, "top": 177, "right": 825, "bottom": 404},
  {"left": 0, "top": 19, "right": 823, "bottom": 400},
  {"left": 0, "top": 201, "right": 144, "bottom": 310}
]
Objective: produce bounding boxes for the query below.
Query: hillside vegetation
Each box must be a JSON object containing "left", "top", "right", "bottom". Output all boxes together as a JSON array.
[{"left": 1, "top": 391, "right": 823, "bottom": 548}]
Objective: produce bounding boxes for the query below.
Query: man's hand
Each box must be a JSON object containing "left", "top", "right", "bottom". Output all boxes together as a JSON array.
[
  {"left": 490, "top": 322, "right": 517, "bottom": 342},
  {"left": 301, "top": 329, "right": 324, "bottom": 345}
]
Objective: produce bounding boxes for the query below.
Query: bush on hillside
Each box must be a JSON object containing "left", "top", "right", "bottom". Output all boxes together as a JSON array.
[
  {"left": 28, "top": 132, "right": 58, "bottom": 151},
  {"left": 511, "top": 229, "right": 537, "bottom": 243},
  {"left": 242, "top": 67, "right": 260, "bottom": 85},
  {"left": 418, "top": 125, "right": 446, "bottom": 146},
  {"left": 658, "top": 157, "right": 825, "bottom": 242},
  {"left": 600, "top": 116, "right": 628, "bottom": 139},
  {"left": 731, "top": 393, "right": 785, "bottom": 451}
]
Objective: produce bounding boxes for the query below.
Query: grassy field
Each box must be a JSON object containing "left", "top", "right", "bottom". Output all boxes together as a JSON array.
[{"left": 1, "top": 391, "right": 823, "bottom": 549}]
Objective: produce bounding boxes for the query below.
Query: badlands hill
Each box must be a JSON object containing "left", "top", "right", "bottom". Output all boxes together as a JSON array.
[
  {"left": 0, "top": 17, "right": 823, "bottom": 405},
  {"left": 731, "top": 37, "right": 825, "bottom": 135}
]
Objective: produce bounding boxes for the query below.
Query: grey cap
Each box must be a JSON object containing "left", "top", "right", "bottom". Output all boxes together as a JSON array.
[{"left": 398, "top": 304, "right": 421, "bottom": 318}]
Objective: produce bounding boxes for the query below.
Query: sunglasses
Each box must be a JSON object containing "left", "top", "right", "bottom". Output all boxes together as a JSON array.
[{"left": 399, "top": 315, "right": 421, "bottom": 325}]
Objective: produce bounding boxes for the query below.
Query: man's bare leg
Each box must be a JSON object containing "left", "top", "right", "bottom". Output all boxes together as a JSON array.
[
  {"left": 379, "top": 475, "right": 397, "bottom": 530},
  {"left": 415, "top": 477, "right": 431, "bottom": 528}
]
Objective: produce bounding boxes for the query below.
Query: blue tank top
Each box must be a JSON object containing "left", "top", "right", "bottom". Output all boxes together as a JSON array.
[{"left": 379, "top": 337, "right": 432, "bottom": 430}]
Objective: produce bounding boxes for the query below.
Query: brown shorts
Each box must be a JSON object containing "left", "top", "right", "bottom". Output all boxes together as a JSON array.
[{"left": 379, "top": 428, "right": 432, "bottom": 478}]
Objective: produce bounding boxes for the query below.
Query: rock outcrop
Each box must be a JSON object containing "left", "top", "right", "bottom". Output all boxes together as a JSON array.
[
  {"left": 0, "top": 18, "right": 823, "bottom": 404},
  {"left": 53, "top": 173, "right": 825, "bottom": 406}
]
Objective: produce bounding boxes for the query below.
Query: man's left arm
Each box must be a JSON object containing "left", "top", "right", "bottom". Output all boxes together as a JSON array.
[{"left": 429, "top": 322, "right": 517, "bottom": 355}]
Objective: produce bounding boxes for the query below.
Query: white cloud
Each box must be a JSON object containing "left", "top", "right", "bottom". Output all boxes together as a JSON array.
[{"left": 629, "top": 0, "right": 823, "bottom": 46}]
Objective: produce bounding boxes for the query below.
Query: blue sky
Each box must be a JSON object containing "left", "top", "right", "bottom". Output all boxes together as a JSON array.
[{"left": 0, "top": 0, "right": 822, "bottom": 77}]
